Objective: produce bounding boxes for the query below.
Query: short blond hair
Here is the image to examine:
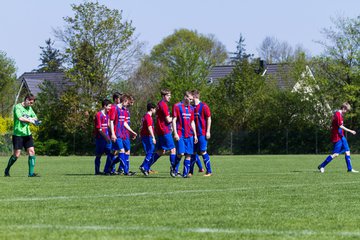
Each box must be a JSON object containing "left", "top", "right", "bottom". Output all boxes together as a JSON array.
[{"left": 341, "top": 102, "right": 351, "bottom": 111}]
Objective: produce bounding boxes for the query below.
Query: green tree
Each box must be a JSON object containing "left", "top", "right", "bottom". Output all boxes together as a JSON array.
[
  {"left": 230, "top": 34, "right": 253, "bottom": 63},
  {"left": 36, "top": 38, "right": 63, "bottom": 72},
  {"left": 0, "top": 51, "right": 17, "bottom": 117},
  {"left": 55, "top": 1, "right": 141, "bottom": 84},
  {"left": 315, "top": 15, "right": 360, "bottom": 125}
]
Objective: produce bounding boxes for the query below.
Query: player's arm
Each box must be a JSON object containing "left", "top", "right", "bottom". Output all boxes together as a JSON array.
[
  {"left": 165, "top": 115, "right": 173, "bottom": 124},
  {"left": 340, "top": 125, "right": 356, "bottom": 135},
  {"left": 99, "top": 129, "right": 111, "bottom": 143},
  {"left": 191, "top": 120, "right": 198, "bottom": 144},
  {"left": 172, "top": 117, "right": 179, "bottom": 141},
  {"left": 110, "top": 120, "right": 117, "bottom": 141},
  {"left": 124, "top": 122, "right": 137, "bottom": 139},
  {"left": 148, "top": 125, "right": 156, "bottom": 144},
  {"left": 206, "top": 116, "right": 212, "bottom": 139}
]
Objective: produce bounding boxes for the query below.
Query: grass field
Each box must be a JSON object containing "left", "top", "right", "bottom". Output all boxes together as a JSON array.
[{"left": 1, "top": 155, "right": 360, "bottom": 239}]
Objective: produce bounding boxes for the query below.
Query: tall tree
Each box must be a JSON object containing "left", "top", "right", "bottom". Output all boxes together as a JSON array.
[
  {"left": 36, "top": 38, "right": 63, "bottom": 72},
  {"left": 55, "top": 1, "right": 142, "bottom": 84},
  {"left": 230, "top": 34, "right": 253, "bottom": 63},
  {"left": 314, "top": 15, "right": 360, "bottom": 123},
  {"left": 0, "top": 51, "right": 17, "bottom": 117},
  {"left": 258, "top": 36, "right": 295, "bottom": 63}
]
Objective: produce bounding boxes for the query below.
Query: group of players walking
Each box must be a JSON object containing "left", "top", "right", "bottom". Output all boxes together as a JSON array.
[{"left": 93, "top": 89, "right": 213, "bottom": 178}]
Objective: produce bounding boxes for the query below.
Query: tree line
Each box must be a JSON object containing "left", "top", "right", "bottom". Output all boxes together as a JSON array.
[{"left": 0, "top": 2, "right": 359, "bottom": 155}]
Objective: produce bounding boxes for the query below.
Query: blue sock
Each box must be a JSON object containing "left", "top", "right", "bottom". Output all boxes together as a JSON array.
[
  {"left": 319, "top": 155, "right": 333, "bottom": 168},
  {"left": 189, "top": 154, "right": 196, "bottom": 174},
  {"left": 103, "top": 155, "right": 113, "bottom": 173},
  {"left": 124, "top": 154, "right": 130, "bottom": 174},
  {"left": 170, "top": 154, "right": 176, "bottom": 167},
  {"left": 195, "top": 154, "right": 203, "bottom": 170},
  {"left": 202, "top": 153, "right": 212, "bottom": 174},
  {"left": 142, "top": 153, "right": 153, "bottom": 171},
  {"left": 183, "top": 159, "right": 191, "bottom": 177},
  {"left": 150, "top": 153, "right": 161, "bottom": 167},
  {"left": 345, "top": 155, "right": 352, "bottom": 171},
  {"left": 94, "top": 156, "right": 101, "bottom": 174},
  {"left": 174, "top": 155, "right": 181, "bottom": 170},
  {"left": 118, "top": 153, "right": 125, "bottom": 172}
]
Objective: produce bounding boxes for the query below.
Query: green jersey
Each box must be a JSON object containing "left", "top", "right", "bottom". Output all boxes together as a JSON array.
[{"left": 13, "top": 103, "right": 37, "bottom": 136}]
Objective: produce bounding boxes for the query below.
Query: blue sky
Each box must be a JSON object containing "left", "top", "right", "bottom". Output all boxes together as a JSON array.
[{"left": 0, "top": 0, "right": 359, "bottom": 75}]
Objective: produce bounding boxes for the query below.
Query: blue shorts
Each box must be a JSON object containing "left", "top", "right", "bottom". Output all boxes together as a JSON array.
[
  {"left": 194, "top": 135, "right": 207, "bottom": 153},
  {"left": 122, "top": 138, "right": 131, "bottom": 152},
  {"left": 157, "top": 133, "right": 175, "bottom": 151},
  {"left": 176, "top": 136, "right": 194, "bottom": 155},
  {"left": 112, "top": 138, "right": 124, "bottom": 151},
  {"left": 142, "top": 136, "right": 155, "bottom": 154},
  {"left": 333, "top": 136, "right": 350, "bottom": 154},
  {"left": 95, "top": 138, "right": 111, "bottom": 156}
]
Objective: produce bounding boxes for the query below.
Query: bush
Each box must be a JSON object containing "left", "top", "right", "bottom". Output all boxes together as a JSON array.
[{"left": 35, "top": 139, "right": 69, "bottom": 156}]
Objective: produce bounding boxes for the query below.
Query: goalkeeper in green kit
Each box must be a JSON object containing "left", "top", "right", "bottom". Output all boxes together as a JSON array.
[{"left": 5, "top": 94, "right": 41, "bottom": 177}]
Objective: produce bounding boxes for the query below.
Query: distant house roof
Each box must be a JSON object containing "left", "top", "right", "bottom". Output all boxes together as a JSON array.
[
  {"left": 18, "top": 72, "right": 70, "bottom": 96},
  {"left": 261, "top": 64, "right": 294, "bottom": 89},
  {"left": 207, "top": 65, "right": 235, "bottom": 83},
  {"left": 207, "top": 63, "right": 314, "bottom": 90}
]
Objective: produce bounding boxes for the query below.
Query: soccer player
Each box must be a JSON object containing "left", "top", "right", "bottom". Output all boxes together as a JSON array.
[
  {"left": 318, "top": 102, "right": 358, "bottom": 173},
  {"left": 4, "top": 94, "right": 40, "bottom": 177},
  {"left": 139, "top": 103, "right": 157, "bottom": 176},
  {"left": 190, "top": 90, "right": 212, "bottom": 176},
  {"left": 118, "top": 94, "right": 137, "bottom": 175},
  {"left": 148, "top": 89, "right": 177, "bottom": 173},
  {"left": 171, "top": 91, "right": 198, "bottom": 178},
  {"left": 94, "top": 99, "right": 112, "bottom": 175},
  {"left": 105, "top": 92, "right": 124, "bottom": 175}
]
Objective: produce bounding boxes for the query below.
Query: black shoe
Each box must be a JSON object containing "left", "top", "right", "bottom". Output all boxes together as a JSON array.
[
  {"left": 95, "top": 171, "right": 104, "bottom": 175},
  {"left": 124, "top": 171, "right": 136, "bottom": 176},
  {"left": 28, "top": 173, "right": 40, "bottom": 177},
  {"left": 183, "top": 174, "right": 191, "bottom": 178},
  {"left": 139, "top": 167, "right": 149, "bottom": 176},
  {"left": 4, "top": 169, "right": 10, "bottom": 177},
  {"left": 170, "top": 166, "right": 176, "bottom": 178}
]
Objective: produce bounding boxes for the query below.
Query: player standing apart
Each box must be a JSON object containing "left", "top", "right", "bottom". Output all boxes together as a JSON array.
[
  {"left": 93, "top": 99, "right": 112, "bottom": 175},
  {"left": 139, "top": 103, "right": 157, "bottom": 176},
  {"left": 5, "top": 94, "right": 41, "bottom": 177},
  {"left": 172, "top": 91, "right": 198, "bottom": 178},
  {"left": 190, "top": 90, "right": 212, "bottom": 176},
  {"left": 148, "top": 89, "right": 177, "bottom": 171},
  {"left": 318, "top": 102, "right": 358, "bottom": 173}
]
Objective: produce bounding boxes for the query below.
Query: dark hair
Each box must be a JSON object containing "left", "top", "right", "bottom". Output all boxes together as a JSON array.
[
  {"left": 120, "top": 94, "right": 130, "bottom": 103},
  {"left": 191, "top": 89, "right": 200, "bottom": 98},
  {"left": 24, "top": 93, "right": 36, "bottom": 102},
  {"left": 112, "top": 92, "right": 122, "bottom": 101},
  {"left": 147, "top": 102, "right": 156, "bottom": 111},
  {"left": 102, "top": 99, "right": 111, "bottom": 108}
]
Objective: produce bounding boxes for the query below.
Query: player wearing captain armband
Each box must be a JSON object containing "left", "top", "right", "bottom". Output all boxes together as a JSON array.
[
  {"left": 4, "top": 94, "right": 41, "bottom": 177},
  {"left": 318, "top": 102, "right": 358, "bottom": 173}
]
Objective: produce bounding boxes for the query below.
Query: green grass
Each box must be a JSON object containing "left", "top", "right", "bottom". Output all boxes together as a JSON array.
[{"left": 1, "top": 155, "right": 360, "bottom": 239}]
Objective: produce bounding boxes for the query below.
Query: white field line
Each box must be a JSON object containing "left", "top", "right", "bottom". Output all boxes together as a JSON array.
[
  {"left": 0, "top": 181, "right": 359, "bottom": 202},
  {"left": 2, "top": 224, "right": 360, "bottom": 237}
]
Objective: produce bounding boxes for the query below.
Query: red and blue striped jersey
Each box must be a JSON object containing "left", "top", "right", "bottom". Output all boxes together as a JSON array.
[
  {"left": 172, "top": 102, "right": 194, "bottom": 138},
  {"left": 155, "top": 100, "right": 172, "bottom": 136},
  {"left": 94, "top": 110, "right": 109, "bottom": 139},
  {"left": 194, "top": 102, "right": 211, "bottom": 136}
]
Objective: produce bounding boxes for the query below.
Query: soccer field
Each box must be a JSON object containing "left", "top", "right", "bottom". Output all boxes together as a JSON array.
[{"left": 1, "top": 155, "right": 360, "bottom": 240}]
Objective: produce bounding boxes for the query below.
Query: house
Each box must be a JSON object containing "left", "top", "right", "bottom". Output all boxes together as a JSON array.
[{"left": 17, "top": 72, "right": 69, "bottom": 97}]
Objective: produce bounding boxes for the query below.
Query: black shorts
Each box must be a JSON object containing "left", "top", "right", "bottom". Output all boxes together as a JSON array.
[{"left": 12, "top": 135, "right": 34, "bottom": 150}]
